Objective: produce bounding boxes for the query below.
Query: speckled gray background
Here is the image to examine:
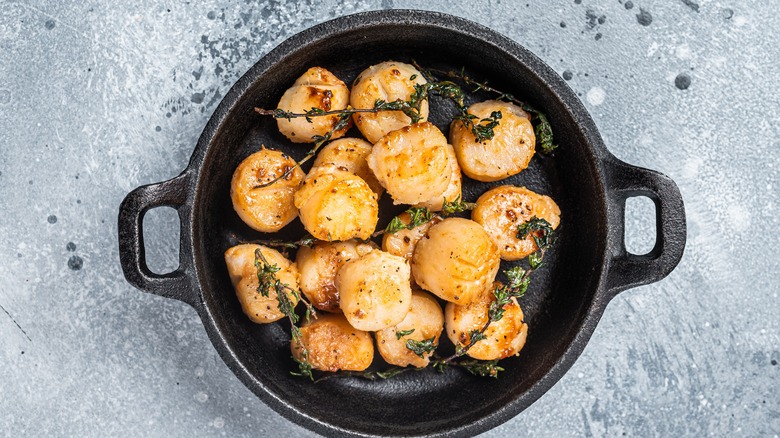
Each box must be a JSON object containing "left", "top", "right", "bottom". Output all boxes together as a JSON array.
[{"left": 1, "top": 0, "right": 778, "bottom": 436}]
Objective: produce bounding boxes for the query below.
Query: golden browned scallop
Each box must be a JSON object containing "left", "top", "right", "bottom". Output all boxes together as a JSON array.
[
  {"left": 375, "top": 290, "right": 444, "bottom": 368},
  {"left": 312, "top": 137, "right": 384, "bottom": 196},
  {"left": 230, "top": 147, "right": 305, "bottom": 233},
  {"left": 382, "top": 212, "right": 441, "bottom": 261},
  {"left": 291, "top": 313, "right": 374, "bottom": 372},
  {"left": 294, "top": 164, "right": 379, "bottom": 241},
  {"left": 336, "top": 250, "right": 412, "bottom": 331},
  {"left": 449, "top": 100, "right": 536, "bottom": 182},
  {"left": 367, "top": 122, "right": 452, "bottom": 205},
  {"left": 445, "top": 282, "right": 528, "bottom": 360},
  {"left": 224, "top": 244, "right": 300, "bottom": 324},
  {"left": 276, "top": 67, "right": 351, "bottom": 143},
  {"left": 350, "top": 61, "right": 429, "bottom": 143},
  {"left": 411, "top": 218, "right": 500, "bottom": 305},
  {"left": 295, "top": 239, "right": 377, "bottom": 313},
  {"left": 471, "top": 185, "right": 561, "bottom": 260},
  {"left": 415, "top": 143, "right": 462, "bottom": 211}
]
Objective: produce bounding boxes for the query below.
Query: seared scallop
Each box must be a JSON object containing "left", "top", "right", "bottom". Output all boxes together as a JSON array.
[
  {"left": 230, "top": 147, "right": 304, "bottom": 233},
  {"left": 415, "top": 143, "right": 462, "bottom": 211},
  {"left": 471, "top": 185, "right": 561, "bottom": 260},
  {"left": 276, "top": 67, "right": 351, "bottom": 143},
  {"left": 291, "top": 313, "right": 374, "bottom": 372},
  {"left": 411, "top": 218, "right": 500, "bottom": 305},
  {"left": 367, "top": 122, "right": 452, "bottom": 205},
  {"left": 445, "top": 282, "right": 528, "bottom": 360},
  {"left": 351, "top": 61, "right": 429, "bottom": 143},
  {"left": 382, "top": 212, "right": 441, "bottom": 261},
  {"left": 336, "top": 250, "right": 412, "bottom": 331},
  {"left": 375, "top": 291, "right": 444, "bottom": 368},
  {"left": 294, "top": 164, "right": 379, "bottom": 241},
  {"left": 450, "top": 100, "right": 536, "bottom": 182},
  {"left": 224, "top": 244, "right": 300, "bottom": 324},
  {"left": 312, "top": 137, "right": 384, "bottom": 196},
  {"left": 295, "top": 239, "right": 376, "bottom": 313}
]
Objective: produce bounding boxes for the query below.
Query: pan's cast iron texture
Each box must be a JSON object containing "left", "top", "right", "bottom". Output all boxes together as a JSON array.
[{"left": 118, "top": 10, "right": 685, "bottom": 437}]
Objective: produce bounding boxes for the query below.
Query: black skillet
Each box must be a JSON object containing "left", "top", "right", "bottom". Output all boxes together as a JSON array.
[{"left": 118, "top": 10, "right": 686, "bottom": 437}]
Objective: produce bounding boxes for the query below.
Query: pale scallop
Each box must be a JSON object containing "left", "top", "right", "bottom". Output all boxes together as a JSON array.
[
  {"left": 350, "top": 61, "right": 429, "bottom": 143},
  {"left": 230, "top": 147, "right": 304, "bottom": 233},
  {"left": 367, "top": 122, "right": 452, "bottom": 205},
  {"left": 382, "top": 212, "right": 441, "bottom": 261},
  {"left": 445, "top": 282, "right": 528, "bottom": 360},
  {"left": 375, "top": 291, "right": 444, "bottom": 368},
  {"left": 312, "top": 137, "right": 384, "bottom": 195},
  {"left": 291, "top": 313, "right": 374, "bottom": 372},
  {"left": 336, "top": 250, "right": 412, "bottom": 331},
  {"left": 224, "top": 244, "right": 300, "bottom": 324},
  {"left": 276, "top": 67, "right": 351, "bottom": 143},
  {"left": 414, "top": 143, "right": 462, "bottom": 211},
  {"left": 471, "top": 185, "right": 561, "bottom": 260},
  {"left": 294, "top": 164, "right": 379, "bottom": 241},
  {"left": 411, "top": 218, "right": 501, "bottom": 305},
  {"left": 449, "top": 100, "right": 536, "bottom": 182},
  {"left": 295, "top": 239, "right": 376, "bottom": 313}
]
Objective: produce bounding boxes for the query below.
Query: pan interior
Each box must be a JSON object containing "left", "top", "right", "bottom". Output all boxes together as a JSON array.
[{"left": 194, "top": 21, "right": 607, "bottom": 435}]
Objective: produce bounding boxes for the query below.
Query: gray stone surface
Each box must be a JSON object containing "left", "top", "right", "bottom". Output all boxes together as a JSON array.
[{"left": 0, "top": 0, "right": 778, "bottom": 436}]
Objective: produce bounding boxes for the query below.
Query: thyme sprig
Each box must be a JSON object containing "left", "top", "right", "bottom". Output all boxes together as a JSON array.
[
  {"left": 413, "top": 62, "right": 558, "bottom": 154},
  {"left": 441, "top": 196, "right": 477, "bottom": 216},
  {"left": 383, "top": 198, "right": 476, "bottom": 236},
  {"left": 314, "top": 366, "right": 415, "bottom": 383},
  {"left": 406, "top": 337, "right": 438, "bottom": 358},
  {"left": 253, "top": 112, "right": 352, "bottom": 189},
  {"left": 384, "top": 207, "right": 434, "bottom": 234},
  {"left": 253, "top": 248, "right": 318, "bottom": 379},
  {"left": 517, "top": 217, "right": 555, "bottom": 269},
  {"left": 247, "top": 234, "right": 317, "bottom": 250}
]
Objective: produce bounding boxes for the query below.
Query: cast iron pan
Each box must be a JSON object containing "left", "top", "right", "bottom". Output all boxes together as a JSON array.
[{"left": 118, "top": 10, "right": 686, "bottom": 437}]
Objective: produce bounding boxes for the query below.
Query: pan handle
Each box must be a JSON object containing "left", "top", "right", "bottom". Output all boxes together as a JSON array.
[
  {"left": 118, "top": 172, "right": 200, "bottom": 308},
  {"left": 604, "top": 157, "right": 686, "bottom": 295}
]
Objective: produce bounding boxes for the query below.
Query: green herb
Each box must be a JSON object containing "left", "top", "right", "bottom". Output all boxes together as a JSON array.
[
  {"left": 395, "top": 328, "right": 415, "bottom": 340},
  {"left": 454, "top": 110, "right": 502, "bottom": 143},
  {"left": 413, "top": 62, "right": 558, "bottom": 154},
  {"left": 249, "top": 234, "right": 317, "bottom": 249},
  {"left": 383, "top": 216, "right": 407, "bottom": 235},
  {"left": 517, "top": 217, "right": 554, "bottom": 254},
  {"left": 314, "top": 366, "right": 415, "bottom": 383},
  {"left": 406, "top": 337, "right": 438, "bottom": 358},
  {"left": 384, "top": 207, "right": 434, "bottom": 235},
  {"left": 458, "top": 359, "right": 504, "bottom": 378},
  {"left": 441, "top": 196, "right": 477, "bottom": 216},
  {"left": 254, "top": 249, "right": 281, "bottom": 298},
  {"left": 253, "top": 112, "right": 351, "bottom": 189},
  {"left": 254, "top": 248, "right": 317, "bottom": 379}
]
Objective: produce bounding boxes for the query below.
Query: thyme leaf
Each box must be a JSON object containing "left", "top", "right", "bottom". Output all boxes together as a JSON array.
[
  {"left": 395, "top": 328, "right": 415, "bottom": 340},
  {"left": 458, "top": 359, "right": 504, "bottom": 378},
  {"left": 406, "top": 337, "right": 438, "bottom": 358},
  {"left": 441, "top": 196, "right": 477, "bottom": 216},
  {"left": 516, "top": 217, "right": 554, "bottom": 254},
  {"left": 454, "top": 110, "right": 502, "bottom": 143},
  {"left": 384, "top": 207, "right": 434, "bottom": 235}
]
